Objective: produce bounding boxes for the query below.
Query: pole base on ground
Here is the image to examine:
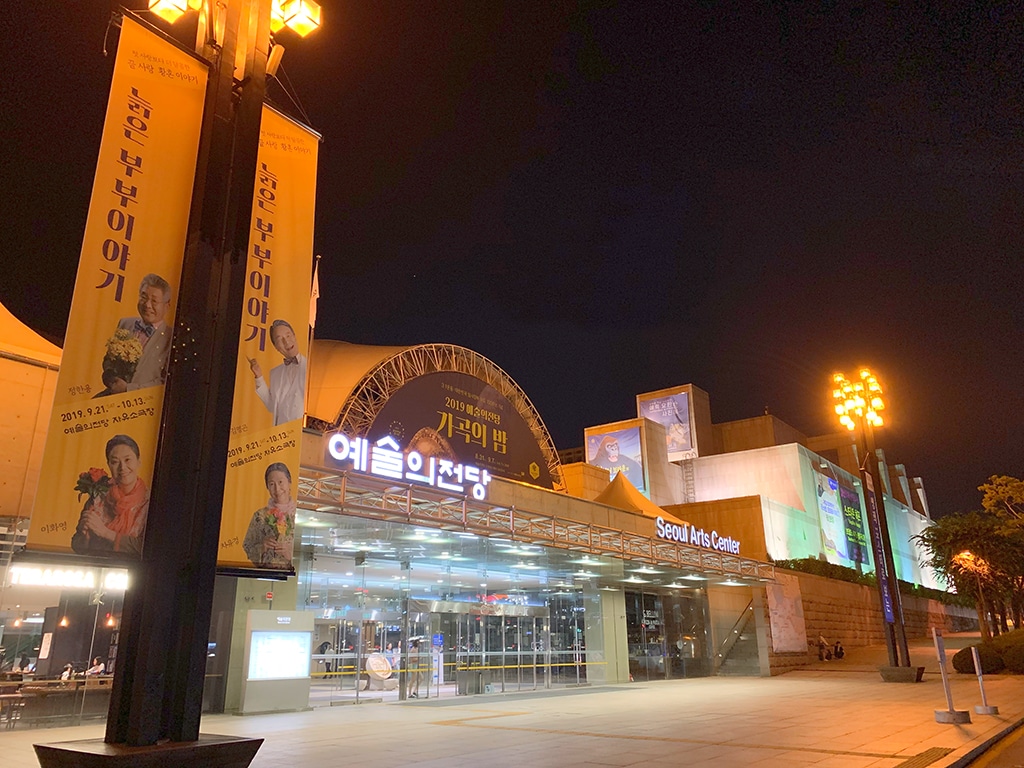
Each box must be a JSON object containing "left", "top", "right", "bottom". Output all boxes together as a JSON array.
[
  {"left": 879, "top": 665, "right": 925, "bottom": 683},
  {"left": 974, "top": 705, "right": 999, "bottom": 716},
  {"left": 934, "top": 710, "right": 972, "bottom": 724},
  {"left": 34, "top": 734, "right": 263, "bottom": 768}
]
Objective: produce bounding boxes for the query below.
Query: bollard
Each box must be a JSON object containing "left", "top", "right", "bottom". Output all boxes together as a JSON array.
[
  {"left": 971, "top": 646, "right": 999, "bottom": 716},
  {"left": 933, "top": 628, "right": 971, "bottom": 724}
]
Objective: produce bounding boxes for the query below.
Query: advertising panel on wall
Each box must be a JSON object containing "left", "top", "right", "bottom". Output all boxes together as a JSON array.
[
  {"left": 217, "top": 105, "right": 319, "bottom": 573},
  {"left": 814, "top": 471, "right": 848, "bottom": 562},
  {"left": 585, "top": 422, "right": 647, "bottom": 495},
  {"left": 342, "top": 371, "right": 553, "bottom": 489},
  {"left": 837, "top": 483, "right": 870, "bottom": 566},
  {"left": 637, "top": 386, "right": 696, "bottom": 461},
  {"left": 27, "top": 16, "right": 207, "bottom": 559},
  {"left": 766, "top": 572, "right": 808, "bottom": 653}
]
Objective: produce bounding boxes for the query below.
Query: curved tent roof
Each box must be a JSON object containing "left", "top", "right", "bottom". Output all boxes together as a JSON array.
[
  {"left": 306, "top": 339, "right": 411, "bottom": 425},
  {"left": 592, "top": 472, "right": 688, "bottom": 526},
  {"left": 0, "top": 302, "right": 61, "bottom": 367}
]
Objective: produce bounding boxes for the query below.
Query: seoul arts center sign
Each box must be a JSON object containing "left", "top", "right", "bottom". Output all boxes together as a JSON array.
[{"left": 655, "top": 516, "right": 741, "bottom": 555}]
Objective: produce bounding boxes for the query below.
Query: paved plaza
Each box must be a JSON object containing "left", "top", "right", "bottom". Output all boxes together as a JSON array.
[{"left": 3, "top": 633, "right": 1023, "bottom": 768}]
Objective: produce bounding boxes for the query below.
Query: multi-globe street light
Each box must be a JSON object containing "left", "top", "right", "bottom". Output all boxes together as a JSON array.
[{"left": 832, "top": 368, "right": 911, "bottom": 669}]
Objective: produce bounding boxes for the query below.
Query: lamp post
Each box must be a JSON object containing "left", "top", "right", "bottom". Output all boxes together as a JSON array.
[
  {"left": 832, "top": 368, "right": 911, "bottom": 668},
  {"left": 953, "top": 550, "right": 992, "bottom": 642},
  {"left": 37, "top": 1, "right": 320, "bottom": 762}
]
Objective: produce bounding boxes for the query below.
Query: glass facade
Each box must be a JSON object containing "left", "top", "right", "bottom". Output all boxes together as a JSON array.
[
  {"left": 292, "top": 514, "right": 712, "bottom": 705},
  {"left": 625, "top": 589, "right": 710, "bottom": 681}
]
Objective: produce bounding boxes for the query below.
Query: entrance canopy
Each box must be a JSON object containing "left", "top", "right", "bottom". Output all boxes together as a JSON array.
[{"left": 297, "top": 464, "right": 774, "bottom": 588}]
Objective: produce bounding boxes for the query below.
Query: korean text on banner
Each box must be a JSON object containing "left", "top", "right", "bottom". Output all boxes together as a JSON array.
[
  {"left": 219, "top": 105, "right": 319, "bottom": 572},
  {"left": 27, "top": 17, "right": 207, "bottom": 559}
]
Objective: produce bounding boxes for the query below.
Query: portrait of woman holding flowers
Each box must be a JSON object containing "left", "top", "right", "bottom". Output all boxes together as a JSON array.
[
  {"left": 71, "top": 433, "right": 149, "bottom": 557},
  {"left": 242, "top": 462, "right": 295, "bottom": 569}
]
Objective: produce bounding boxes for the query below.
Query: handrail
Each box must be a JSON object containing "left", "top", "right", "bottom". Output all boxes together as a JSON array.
[{"left": 712, "top": 600, "right": 754, "bottom": 673}]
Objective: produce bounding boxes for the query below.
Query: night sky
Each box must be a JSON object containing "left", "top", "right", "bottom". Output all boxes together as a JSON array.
[{"left": 3, "top": 2, "right": 1021, "bottom": 516}]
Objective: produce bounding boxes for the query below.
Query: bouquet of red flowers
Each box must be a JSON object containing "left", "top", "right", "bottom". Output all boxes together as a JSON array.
[{"left": 75, "top": 467, "right": 112, "bottom": 505}]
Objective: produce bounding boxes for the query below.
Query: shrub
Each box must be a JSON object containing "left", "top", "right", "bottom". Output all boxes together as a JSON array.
[
  {"left": 952, "top": 644, "right": 1004, "bottom": 674},
  {"left": 1002, "top": 644, "right": 1024, "bottom": 674},
  {"left": 989, "top": 629, "right": 1024, "bottom": 654}
]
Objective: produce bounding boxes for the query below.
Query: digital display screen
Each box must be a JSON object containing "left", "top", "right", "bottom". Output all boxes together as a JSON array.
[{"left": 248, "top": 630, "right": 312, "bottom": 680}]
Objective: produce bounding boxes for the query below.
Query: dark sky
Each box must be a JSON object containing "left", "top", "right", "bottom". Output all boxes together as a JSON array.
[{"left": 3, "top": 2, "right": 1022, "bottom": 516}]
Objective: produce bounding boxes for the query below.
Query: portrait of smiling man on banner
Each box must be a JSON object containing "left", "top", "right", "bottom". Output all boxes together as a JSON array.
[
  {"left": 247, "top": 317, "right": 306, "bottom": 426},
  {"left": 99, "top": 273, "right": 173, "bottom": 396}
]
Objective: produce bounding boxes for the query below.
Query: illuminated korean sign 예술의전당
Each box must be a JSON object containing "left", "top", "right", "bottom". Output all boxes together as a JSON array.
[{"left": 327, "top": 433, "right": 492, "bottom": 500}]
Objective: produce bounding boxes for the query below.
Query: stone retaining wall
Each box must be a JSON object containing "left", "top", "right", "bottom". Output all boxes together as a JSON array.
[{"left": 762, "top": 569, "right": 976, "bottom": 675}]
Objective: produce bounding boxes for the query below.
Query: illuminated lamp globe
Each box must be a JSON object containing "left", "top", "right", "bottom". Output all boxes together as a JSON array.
[
  {"left": 270, "top": 0, "right": 288, "bottom": 32},
  {"left": 281, "top": 0, "right": 321, "bottom": 37},
  {"left": 149, "top": 0, "right": 189, "bottom": 23}
]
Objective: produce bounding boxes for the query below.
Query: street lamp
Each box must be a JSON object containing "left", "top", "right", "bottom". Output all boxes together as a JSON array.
[
  {"left": 953, "top": 550, "right": 992, "bottom": 641},
  {"left": 63, "top": 0, "right": 322, "bottom": 758},
  {"left": 149, "top": 0, "right": 322, "bottom": 36},
  {"left": 832, "top": 368, "right": 911, "bottom": 669}
]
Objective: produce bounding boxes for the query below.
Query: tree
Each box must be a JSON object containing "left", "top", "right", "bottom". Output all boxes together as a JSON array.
[
  {"left": 979, "top": 475, "right": 1024, "bottom": 521},
  {"left": 913, "top": 511, "right": 1024, "bottom": 639}
]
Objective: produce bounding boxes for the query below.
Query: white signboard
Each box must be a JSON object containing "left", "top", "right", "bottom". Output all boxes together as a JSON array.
[{"left": 247, "top": 630, "right": 311, "bottom": 680}]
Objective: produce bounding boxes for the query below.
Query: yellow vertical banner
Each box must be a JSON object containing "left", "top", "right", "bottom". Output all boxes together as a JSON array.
[
  {"left": 27, "top": 17, "right": 207, "bottom": 558},
  {"left": 218, "top": 105, "right": 319, "bottom": 572}
]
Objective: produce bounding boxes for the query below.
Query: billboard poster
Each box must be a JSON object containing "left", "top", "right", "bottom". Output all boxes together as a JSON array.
[
  {"left": 217, "top": 105, "right": 319, "bottom": 572},
  {"left": 637, "top": 387, "right": 694, "bottom": 461},
  {"left": 345, "top": 371, "right": 552, "bottom": 488},
  {"left": 585, "top": 424, "right": 646, "bottom": 494},
  {"left": 766, "top": 572, "right": 808, "bottom": 653},
  {"left": 814, "top": 471, "right": 848, "bottom": 562},
  {"left": 27, "top": 16, "right": 207, "bottom": 558},
  {"left": 838, "top": 484, "right": 869, "bottom": 565}
]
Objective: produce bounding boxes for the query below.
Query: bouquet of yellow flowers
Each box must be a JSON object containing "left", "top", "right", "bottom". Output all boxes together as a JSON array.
[{"left": 100, "top": 329, "right": 144, "bottom": 388}]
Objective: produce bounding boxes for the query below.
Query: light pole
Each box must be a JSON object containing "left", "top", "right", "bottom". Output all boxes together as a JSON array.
[
  {"left": 37, "top": 1, "right": 320, "bottom": 762},
  {"left": 832, "top": 368, "right": 911, "bottom": 668}
]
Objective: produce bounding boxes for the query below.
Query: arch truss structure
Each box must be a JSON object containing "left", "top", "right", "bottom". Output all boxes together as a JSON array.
[{"left": 323, "top": 343, "right": 564, "bottom": 493}]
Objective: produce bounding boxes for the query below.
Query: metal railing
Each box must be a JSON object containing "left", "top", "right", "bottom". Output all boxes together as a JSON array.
[{"left": 298, "top": 467, "right": 775, "bottom": 581}]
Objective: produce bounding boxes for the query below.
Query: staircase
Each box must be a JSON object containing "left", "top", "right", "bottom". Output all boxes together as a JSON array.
[{"left": 714, "top": 601, "right": 762, "bottom": 677}]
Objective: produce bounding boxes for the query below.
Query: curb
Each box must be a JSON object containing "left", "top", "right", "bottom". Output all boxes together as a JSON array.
[{"left": 945, "top": 717, "right": 1024, "bottom": 768}]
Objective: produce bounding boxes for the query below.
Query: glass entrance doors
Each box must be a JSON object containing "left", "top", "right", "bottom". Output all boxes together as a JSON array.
[
  {"left": 310, "top": 601, "right": 560, "bottom": 706},
  {"left": 625, "top": 589, "right": 711, "bottom": 681},
  {"left": 447, "top": 612, "right": 549, "bottom": 695},
  {"left": 411, "top": 599, "right": 553, "bottom": 697}
]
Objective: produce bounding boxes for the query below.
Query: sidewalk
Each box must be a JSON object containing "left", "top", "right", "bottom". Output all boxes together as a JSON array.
[{"left": 3, "top": 633, "right": 1021, "bottom": 768}]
